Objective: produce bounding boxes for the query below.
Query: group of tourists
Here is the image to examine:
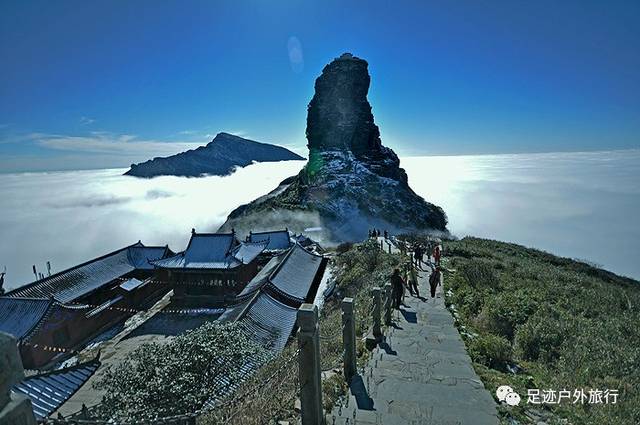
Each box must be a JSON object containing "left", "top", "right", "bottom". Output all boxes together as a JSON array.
[
  {"left": 410, "top": 242, "right": 441, "bottom": 268},
  {"left": 390, "top": 240, "right": 443, "bottom": 309},
  {"left": 368, "top": 228, "right": 389, "bottom": 239}
]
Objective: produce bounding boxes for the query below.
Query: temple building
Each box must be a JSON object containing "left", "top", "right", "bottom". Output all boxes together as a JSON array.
[
  {"left": 247, "top": 229, "right": 293, "bottom": 253},
  {"left": 5, "top": 242, "right": 172, "bottom": 306},
  {"left": 150, "top": 230, "right": 267, "bottom": 307},
  {"left": 220, "top": 243, "right": 328, "bottom": 352},
  {"left": 1, "top": 242, "right": 173, "bottom": 368}
]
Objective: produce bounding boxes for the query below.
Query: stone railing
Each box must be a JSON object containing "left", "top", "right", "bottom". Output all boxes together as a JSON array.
[{"left": 0, "top": 331, "right": 37, "bottom": 425}]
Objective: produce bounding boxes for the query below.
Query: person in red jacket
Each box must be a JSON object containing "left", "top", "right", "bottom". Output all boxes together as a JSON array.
[{"left": 433, "top": 244, "right": 441, "bottom": 266}]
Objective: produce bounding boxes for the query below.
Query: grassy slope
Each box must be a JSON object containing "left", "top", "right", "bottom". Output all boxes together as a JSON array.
[{"left": 443, "top": 237, "right": 640, "bottom": 425}]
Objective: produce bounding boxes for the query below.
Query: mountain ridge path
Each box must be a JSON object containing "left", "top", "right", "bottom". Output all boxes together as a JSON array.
[{"left": 329, "top": 237, "right": 499, "bottom": 424}]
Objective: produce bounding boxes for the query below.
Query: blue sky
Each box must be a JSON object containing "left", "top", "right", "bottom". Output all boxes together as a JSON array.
[{"left": 1, "top": 0, "right": 639, "bottom": 172}]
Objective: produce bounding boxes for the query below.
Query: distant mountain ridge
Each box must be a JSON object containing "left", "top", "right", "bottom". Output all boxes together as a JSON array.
[{"left": 124, "top": 132, "right": 304, "bottom": 178}]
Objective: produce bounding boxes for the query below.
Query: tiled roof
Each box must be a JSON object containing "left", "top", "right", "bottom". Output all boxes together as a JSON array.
[
  {"left": 152, "top": 233, "right": 266, "bottom": 270},
  {"left": 86, "top": 295, "right": 124, "bottom": 318},
  {"left": 5, "top": 242, "right": 169, "bottom": 303},
  {"left": 13, "top": 358, "right": 101, "bottom": 420},
  {"left": 23, "top": 302, "right": 92, "bottom": 342},
  {"left": 220, "top": 244, "right": 327, "bottom": 353},
  {"left": 231, "top": 241, "right": 269, "bottom": 265},
  {"left": 268, "top": 244, "right": 325, "bottom": 303},
  {"left": 239, "top": 292, "right": 298, "bottom": 352},
  {"left": 185, "top": 233, "right": 235, "bottom": 264},
  {"left": 293, "top": 233, "right": 314, "bottom": 246},
  {"left": 235, "top": 253, "right": 287, "bottom": 297},
  {"left": 127, "top": 245, "right": 172, "bottom": 270},
  {"left": 216, "top": 296, "right": 253, "bottom": 323},
  {"left": 248, "top": 230, "right": 292, "bottom": 251},
  {"left": 0, "top": 297, "right": 53, "bottom": 340}
]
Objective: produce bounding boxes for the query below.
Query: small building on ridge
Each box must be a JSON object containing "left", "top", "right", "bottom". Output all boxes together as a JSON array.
[
  {"left": 150, "top": 230, "right": 267, "bottom": 307},
  {"left": 247, "top": 229, "right": 293, "bottom": 253}
]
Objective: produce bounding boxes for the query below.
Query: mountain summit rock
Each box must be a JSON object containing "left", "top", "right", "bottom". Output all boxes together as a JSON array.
[
  {"left": 220, "top": 53, "right": 448, "bottom": 241},
  {"left": 124, "top": 132, "right": 304, "bottom": 178}
]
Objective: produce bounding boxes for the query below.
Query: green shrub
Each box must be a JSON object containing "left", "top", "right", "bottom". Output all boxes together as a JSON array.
[
  {"left": 468, "top": 334, "right": 512, "bottom": 370},
  {"left": 94, "top": 322, "right": 268, "bottom": 421},
  {"left": 322, "top": 373, "right": 348, "bottom": 412},
  {"left": 514, "top": 307, "right": 568, "bottom": 363},
  {"left": 460, "top": 259, "right": 499, "bottom": 289},
  {"left": 336, "top": 241, "right": 353, "bottom": 254},
  {"left": 475, "top": 291, "right": 537, "bottom": 341},
  {"left": 445, "top": 237, "right": 640, "bottom": 424}
]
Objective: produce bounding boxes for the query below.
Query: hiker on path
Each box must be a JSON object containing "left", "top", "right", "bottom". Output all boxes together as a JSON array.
[
  {"left": 418, "top": 244, "right": 425, "bottom": 266},
  {"left": 383, "top": 230, "right": 388, "bottom": 239},
  {"left": 390, "top": 268, "right": 406, "bottom": 309},
  {"left": 414, "top": 245, "right": 423, "bottom": 267},
  {"left": 433, "top": 244, "right": 441, "bottom": 266},
  {"left": 428, "top": 267, "right": 441, "bottom": 298},
  {"left": 399, "top": 240, "right": 407, "bottom": 256},
  {"left": 406, "top": 262, "right": 420, "bottom": 297}
]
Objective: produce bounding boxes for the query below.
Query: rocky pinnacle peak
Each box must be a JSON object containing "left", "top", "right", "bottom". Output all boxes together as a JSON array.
[
  {"left": 338, "top": 52, "right": 357, "bottom": 60},
  {"left": 219, "top": 53, "right": 448, "bottom": 240},
  {"left": 306, "top": 52, "right": 384, "bottom": 158}
]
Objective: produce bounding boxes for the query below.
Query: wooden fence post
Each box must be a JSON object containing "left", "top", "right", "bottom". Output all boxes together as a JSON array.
[
  {"left": 342, "top": 298, "right": 356, "bottom": 381},
  {"left": 371, "top": 287, "right": 382, "bottom": 339},
  {"left": 297, "top": 304, "right": 324, "bottom": 425},
  {"left": 383, "top": 283, "right": 392, "bottom": 326}
]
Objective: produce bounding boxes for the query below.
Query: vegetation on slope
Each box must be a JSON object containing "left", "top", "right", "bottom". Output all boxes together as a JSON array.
[
  {"left": 94, "top": 322, "right": 269, "bottom": 421},
  {"left": 443, "top": 237, "right": 640, "bottom": 425}
]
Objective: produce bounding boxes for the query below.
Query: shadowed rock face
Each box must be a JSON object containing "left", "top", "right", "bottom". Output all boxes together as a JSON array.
[
  {"left": 220, "top": 53, "right": 448, "bottom": 242},
  {"left": 124, "top": 132, "right": 304, "bottom": 178},
  {"left": 306, "top": 53, "right": 407, "bottom": 183},
  {"left": 307, "top": 53, "right": 382, "bottom": 155}
]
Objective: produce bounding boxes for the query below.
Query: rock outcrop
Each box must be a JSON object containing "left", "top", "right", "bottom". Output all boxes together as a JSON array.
[
  {"left": 219, "top": 53, "right": 447, "bottom": 242},
  {"left": 125, "top": 132, "right": 304, "bottom": 178}
]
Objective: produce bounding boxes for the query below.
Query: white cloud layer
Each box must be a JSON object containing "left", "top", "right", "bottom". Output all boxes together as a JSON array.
[
  {"left": 1, "top": 150, "right": 638, "bottom": 291},
  {"left": 0, "top": 160, "right": 307, "bottom": 289},
  {"left": 32, "top": 132, "right": 201, "bottom": 156}
]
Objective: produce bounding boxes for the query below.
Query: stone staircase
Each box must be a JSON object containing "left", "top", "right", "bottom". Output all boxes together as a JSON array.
[{"left": 329, "top": 254, "right": 499, "bottom": 425}]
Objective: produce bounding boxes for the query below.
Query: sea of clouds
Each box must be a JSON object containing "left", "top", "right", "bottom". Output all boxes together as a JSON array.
[{"left": 1, "top": 150, "right": 639, "bottom": 289}]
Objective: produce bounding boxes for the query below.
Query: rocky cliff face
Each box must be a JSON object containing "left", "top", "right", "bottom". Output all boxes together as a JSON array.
[
  {"left": 125, "top": 132, "right": 304, "bottom": 178},
  {"left": 219, "top": 53, "right": 447, "bottom": 242},
  {"left": 306, "top": 53, "right": 406, "bottom": 182}
]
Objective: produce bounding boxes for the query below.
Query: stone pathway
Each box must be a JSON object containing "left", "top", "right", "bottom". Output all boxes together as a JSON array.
[{"left": 330, "top": 240, "right": 499, "bottom": 424}]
